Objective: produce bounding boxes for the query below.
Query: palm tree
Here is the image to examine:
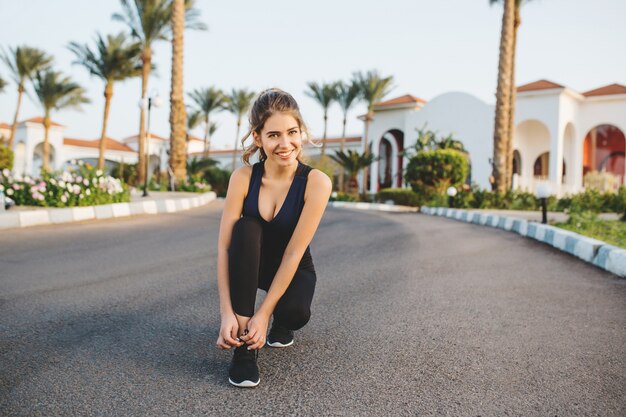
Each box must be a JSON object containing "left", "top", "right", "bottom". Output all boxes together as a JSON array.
[
  {"left": 68, "top": 32, "right": 142, "bottom": 170},
  {"left": 490, "top": 0, "right": 529, "bottom": 189},
  {"left": 353, "top": 70, "right": 394, "bottom": 194},
  {"left": 0, "top": 46, "right": 52, "bottom": 148},
  {"left": 225, "top": 88, "right": 255, "bottom": 172},
  {"left": 490, "top": 0, "right": 516, "bottom": 193},
  {"left": 112, "top": 0, "right": 205, "bottom": 184},
  {"left": 305, "top": 81, "right": 338, "bottom": 160},
  {"left": 335, "top": 80, "right": 361, "bottom": 192},
  {"left": 329, "top": 144, "right": 377, "bottom": 196},
  {"left": 169, "top": 0, "right": 187, "bottom": 182},
  {"left": 32, "top": 69, "right": 89, "bottom": 172},
  {"left": 0, "top": 76, "right": 6, "bottom": 93},
  {"left": 188, "top": 87, "right": 226, "bottom": 157}
]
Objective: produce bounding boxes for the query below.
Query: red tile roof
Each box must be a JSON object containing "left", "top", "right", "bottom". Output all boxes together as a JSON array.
[
  {"left": 516, "top": 80, "right": 565, "bottom": 92},
  {"left": 582, "top": 83, "right": 626, "bottom": 97},
  {"left": 376, "top": 94, "right": 427, "bottom": 107},
  {"left": 64, "top": 137, "right": 134, "bottom": 152},
  {"left": 20, "top": 117, "right": 64, "bottom": 127},
  {"left": 0, "top": 122, "right": 11, "bottom": 129},
  {"left": 123, "top": 133, "right": 167, "bottom": 142}
]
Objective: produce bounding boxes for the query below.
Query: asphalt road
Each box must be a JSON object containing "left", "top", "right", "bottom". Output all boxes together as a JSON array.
[{"left": 1, "top": 201, "right": 625, "bottom": 416}]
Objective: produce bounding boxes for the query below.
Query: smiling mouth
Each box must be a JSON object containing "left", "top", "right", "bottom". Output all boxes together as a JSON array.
[{"left": 275, "top": 149, "right": 295, "bottom": 157}]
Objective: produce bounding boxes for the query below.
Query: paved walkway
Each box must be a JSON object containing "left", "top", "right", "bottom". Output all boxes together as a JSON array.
[{"left": 1, "top": 200, "right": 624, "bottom": 415}]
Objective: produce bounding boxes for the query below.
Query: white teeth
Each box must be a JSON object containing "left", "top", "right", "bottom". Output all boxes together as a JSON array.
[{"left": 277, "top": 149, "right": 293, "bottom": 156}]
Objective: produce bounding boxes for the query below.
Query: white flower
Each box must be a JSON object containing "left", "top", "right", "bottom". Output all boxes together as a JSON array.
[
  {"left": 2, "top": 169, "right": 9, "bottom": 177},
  {"left": 76, "top": 176, "right": 83, "bottom": 183},
  {"left": 79, "top": 194, "right": 84, "bottom": 199},
  {"left": 85, "top": 189, "right": 91, "bottom": 196},
  {"left": 61, "top": 195, "right": 67, "bottom": 203},
  {"left": 49, "top": 178, "right": 57, "bottom": 185},
  {"left": 59, "top": 180, "right": 66, "bottom": 188},
  {"left": 96, "top": 170, "right": 103, "bottom": 176},
  {"left": 73, "top": 185, "right": 81, "bottom": 195},
  {"left": 6, "top": 188, "right": 14, "bottom": 195},
  {"left": 83, "top": 179, "right": 89, "bottom": 186}
]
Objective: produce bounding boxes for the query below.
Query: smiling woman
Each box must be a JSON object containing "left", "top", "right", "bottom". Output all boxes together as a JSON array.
[{"left": 215, "top": 88, "right": 332, "bottom": 388}]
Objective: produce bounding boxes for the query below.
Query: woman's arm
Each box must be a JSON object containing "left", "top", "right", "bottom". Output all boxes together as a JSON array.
[
  {"left": 239, "top": 168, "right": 332, "bottom": 350},
  {"left": 215, "top": 166, "right": 250, "bottom": 348}
]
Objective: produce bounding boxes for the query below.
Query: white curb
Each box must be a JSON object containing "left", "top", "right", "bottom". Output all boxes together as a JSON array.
[{"left": 0, "top": 191, "right": 216, "bottom": 230}]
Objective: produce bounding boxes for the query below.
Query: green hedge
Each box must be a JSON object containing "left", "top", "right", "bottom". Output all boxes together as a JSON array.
[
  {"left": 405, "top": 149, "right": 469, "bottom": 198},
  {"left": 377, "top": 188, "right": 420, "bottom": 206}
]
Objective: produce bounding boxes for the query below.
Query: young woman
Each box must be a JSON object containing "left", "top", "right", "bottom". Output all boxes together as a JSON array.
[{"left": 215, "top": 88, "right": 332, "bottom": 387}]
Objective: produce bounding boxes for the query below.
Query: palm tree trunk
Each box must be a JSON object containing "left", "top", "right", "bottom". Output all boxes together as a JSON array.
[
  {"left": 492, "top": 0, "right": 515, "bottom": 193},
  {"left": 169, "top": 0, "right": 187, "bottom": 183},
  {"left": 8, "top": 84, "right": 24, "bottom": 149},
  {"left": 339, "top": 113, "right": 347, "bottom": 192},
  {"left": 506, "top": 6, "right": 521, "bottom": 189},
  {"left": 43, "top": 113, "right": 51, "bottom": 172},
  {"left": 138, "top": 47, "right": 152, "bottom": 185},
  {"left": 231, "top": 119, "right": 241, "bottom": 172},
  {"left": 362, "top": 113, "right": 372, "bottom": 195},
  {"left": 203, "top": 114, "right": 210, "bottom": 158},
  {"left": 99, "top": 82, "right": 113, "bottom": 170},
  {"left": 321, "top": 111, "right": 328, "bottom": 160}
]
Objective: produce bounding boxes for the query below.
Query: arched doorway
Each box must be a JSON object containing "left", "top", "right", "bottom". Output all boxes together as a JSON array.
[
  {"left": 513, "top": 119, "right": 551, "bottom": 191},
  {"left": 583, "top": 124, "right": 626, "bottom": 186},
  {"left": 374, "top": 129, "right": 404, "bottom": 192},
  {"left": 378, "top": 137, "right": 392, "bottom": 189},
  {"left": 13, "top": 142, "right": 27, "bottom": 176},
  {"left": 32, "top": 143, "right": 55, "bottom": 175}
]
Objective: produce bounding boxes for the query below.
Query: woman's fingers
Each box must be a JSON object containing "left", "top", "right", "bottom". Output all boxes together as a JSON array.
[
  {"left": 229, "top": 327, "right": 242, "bottom": 346},
  {"left": 248, "top": 335, "right": 265, "bottom": 350}
]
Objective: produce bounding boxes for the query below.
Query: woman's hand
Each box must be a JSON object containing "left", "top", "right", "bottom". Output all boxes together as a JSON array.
[
  {"left": 240, "top": 311, "right": 270, "bottom": 350},
  {"left": 216, "top": 312, "right": 243, "bottom": 350}
]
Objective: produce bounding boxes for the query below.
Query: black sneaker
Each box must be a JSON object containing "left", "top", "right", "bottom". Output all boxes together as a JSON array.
[
  {"left": 228, "top": 343, "right": 260, "bottom": 387},
  {"left": 266, "top": 321, "right": 294, "bottom": 348}
]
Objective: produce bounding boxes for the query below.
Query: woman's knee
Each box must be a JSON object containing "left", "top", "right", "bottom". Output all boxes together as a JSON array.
[
  {"left": 275, "top": 303, "right": 311, "bottom": 331},
  {"left": 232, "top": 216, "right": 263, "bottom": 237}
]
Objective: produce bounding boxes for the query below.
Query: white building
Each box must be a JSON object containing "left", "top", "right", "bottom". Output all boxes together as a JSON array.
[
  {"left": 1, "top": 117, "right": 206, "bottom": 177},
  {"left": 364, "top": 80, "right": 626, "bottom": 196},
  {"left": 4, "top": 80, "right": 624, "bottom": 197}
]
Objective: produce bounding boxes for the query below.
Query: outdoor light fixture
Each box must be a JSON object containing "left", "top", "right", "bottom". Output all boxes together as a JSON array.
[
  {"left": 447, "top": 186, "right": 457, "bottom": 208},
  {"left": 536, "top": 183, "right": 551, "bottom": 224},
  {"left": 138, "top": 91, "right": 162, "bottom": 197}
]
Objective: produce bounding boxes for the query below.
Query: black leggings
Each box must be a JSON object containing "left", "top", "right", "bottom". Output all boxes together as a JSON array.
[{"left": 228, "top": 216, "right": 317, "bottom": 331}]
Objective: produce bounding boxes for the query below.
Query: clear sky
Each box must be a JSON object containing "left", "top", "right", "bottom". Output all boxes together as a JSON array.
[{"left": 1, "top": 0, "right": 625, "bottom": 150}]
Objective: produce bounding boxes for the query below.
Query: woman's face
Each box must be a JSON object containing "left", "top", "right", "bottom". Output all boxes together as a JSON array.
[{"left": 253, "top": 112, "right": 302, "bottom": 166}]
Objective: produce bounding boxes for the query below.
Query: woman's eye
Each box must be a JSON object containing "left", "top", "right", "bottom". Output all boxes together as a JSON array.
[{"left": 289, "top": 130, "right": 298, "bottom": 135}]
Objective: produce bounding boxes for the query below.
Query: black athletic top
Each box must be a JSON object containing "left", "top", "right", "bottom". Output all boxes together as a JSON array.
[{"left": 242, "top": 160, "right": 316, "bottom": 286}]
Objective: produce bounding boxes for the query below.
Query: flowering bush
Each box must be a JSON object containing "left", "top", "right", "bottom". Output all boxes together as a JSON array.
[
  {"left": 0, "top": 162, "right": 130, "bottom": 208},
  {"left": 178, "top": 176, "right": 212, "bottom": 193}
]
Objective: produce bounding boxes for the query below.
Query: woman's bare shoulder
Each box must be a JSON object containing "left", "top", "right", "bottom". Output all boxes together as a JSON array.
[
  {"left": 228, "top": 164, "right": 255, "bottom": 197},
  {"left": 305, "top": 168, "right": 332, "bottom": 200}
]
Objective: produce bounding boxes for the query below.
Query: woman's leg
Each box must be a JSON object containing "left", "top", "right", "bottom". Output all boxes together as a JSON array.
[
  {"left": 228, "top": 216, "right": 263, "bottom": 336},
  {"left": 272, "top": 269, "right": 317, "bottom": 331}
]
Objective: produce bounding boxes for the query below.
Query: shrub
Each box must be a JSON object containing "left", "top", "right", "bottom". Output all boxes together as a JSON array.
[
  {"left": 405, "top": 149, "right": 469, "bottom": 197},
  {"left": 202, "top": 166, "right": 230, "bottom": 197},
  {"left": 377, "top": 188, "right": 420, "bottom": 206},
  {"left": 0, "top": 144, "right": 13, "bottom": 171},
  {"left": 329, "top": 191, "right": 357, "bottom": 202},
  {"left": 0, "top": 163, "right": 129, "bottom": 207}
]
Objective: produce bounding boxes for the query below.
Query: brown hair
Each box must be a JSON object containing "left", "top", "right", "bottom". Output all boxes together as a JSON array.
[{"left": 240, "top": 88, "right": 322, "bottom": 165}]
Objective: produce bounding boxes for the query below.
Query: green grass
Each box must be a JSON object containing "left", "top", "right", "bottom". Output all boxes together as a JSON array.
[{"left": 556, "top": 213, "right": 626, "bottom": 249}]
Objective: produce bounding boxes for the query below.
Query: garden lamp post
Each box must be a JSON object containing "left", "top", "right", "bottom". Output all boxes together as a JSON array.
[
  {"left": 138, "top": 92, "right": 162, "bottom": 197},
  {"left": 536, "top": 183, "right": 551, "bottom": 224},
  {"left": 447, "top": 186, "right": 457, "bottom": 208}
]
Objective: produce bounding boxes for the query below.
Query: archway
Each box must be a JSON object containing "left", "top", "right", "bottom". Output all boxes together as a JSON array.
[
  {"left": 374, "top": 129, "right": 404, "bottom": 192},
  {"left": 32, "top": 142, "right": 55, "bottom": 175},
  {"left": 378, "top": 137, "right": 392, "bottom": 189},
  {"left": 13, "top": 142, "right": 27, "bottom": 176},
  {"left": 513, "top": 119, "right": 551, "bottom": 190},
  {"left": 583, "top": 124, "right": 625, "bottom": 186}
]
